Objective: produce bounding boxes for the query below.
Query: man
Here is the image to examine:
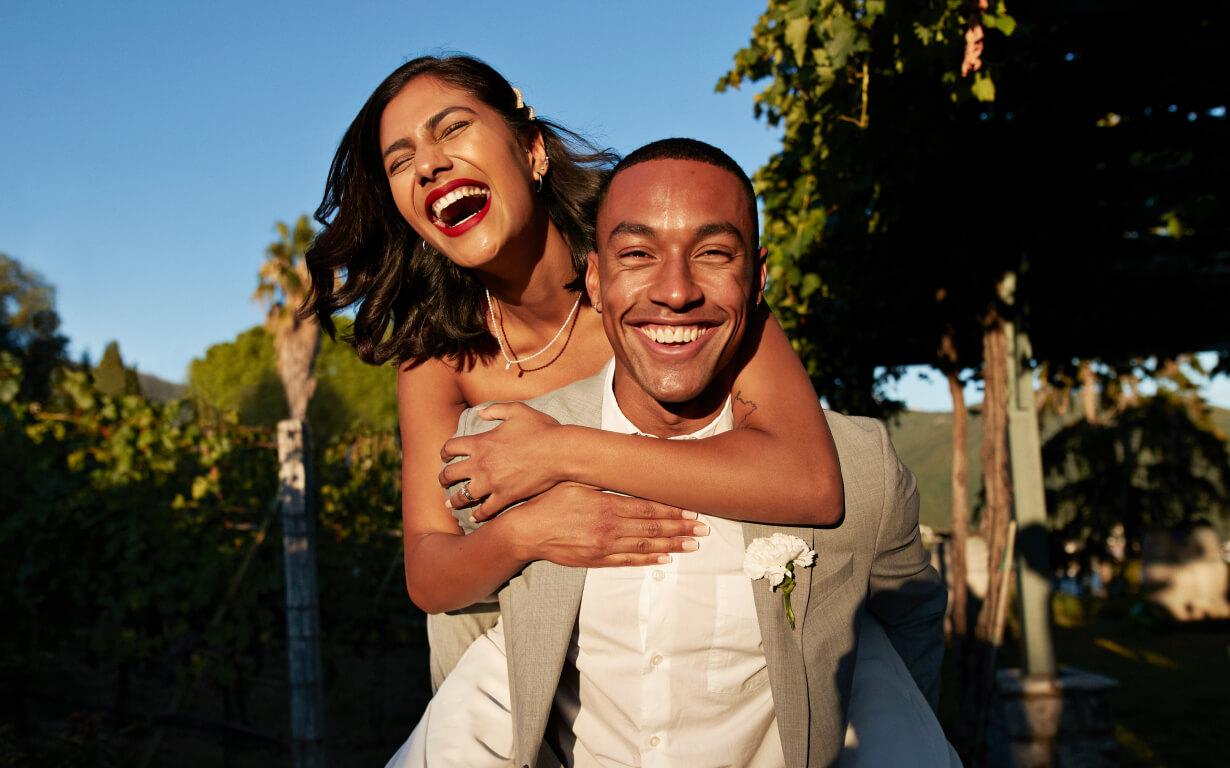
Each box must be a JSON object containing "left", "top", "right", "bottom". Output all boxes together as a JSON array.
[{"left": 438, "top": 139, "right": 948, "bottom": 767}]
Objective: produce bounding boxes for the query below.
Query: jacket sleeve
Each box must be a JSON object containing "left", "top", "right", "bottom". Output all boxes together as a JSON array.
[{"left": 866, "top": 420, "right": 948, "bottom": 712}]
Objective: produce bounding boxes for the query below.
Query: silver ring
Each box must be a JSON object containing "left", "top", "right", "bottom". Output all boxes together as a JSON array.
[{"left": 460, "top": 482, "right": 477, "bottom": 504}]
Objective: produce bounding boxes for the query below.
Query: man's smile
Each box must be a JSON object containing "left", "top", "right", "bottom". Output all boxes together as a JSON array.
[{"left": 626, "top": 319, "right": 723, "bottom": 360}]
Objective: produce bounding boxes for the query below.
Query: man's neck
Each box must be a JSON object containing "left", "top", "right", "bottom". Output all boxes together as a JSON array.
[{"left": 611, "top": 365, "right": 732, "bottom": 438}]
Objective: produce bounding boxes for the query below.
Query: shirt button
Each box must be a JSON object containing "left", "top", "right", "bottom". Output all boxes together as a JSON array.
[
  {"left": 649, "top": 736, "right": 661, "bottom": 748},
  {"left": 651, "top": 654, "right": 663, "bottom": 667},
  {"left": 652, "top": 570, "right": 665, "bottom": 582}
]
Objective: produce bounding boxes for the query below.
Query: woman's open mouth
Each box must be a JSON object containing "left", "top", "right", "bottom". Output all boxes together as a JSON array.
[{"left": 425, "top": 179, "right": 491, "bottom": 237}]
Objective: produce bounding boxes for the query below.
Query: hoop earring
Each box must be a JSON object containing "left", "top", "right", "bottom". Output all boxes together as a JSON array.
[{"left": 536, "top": 176, "right": 544, "bottom": 193}]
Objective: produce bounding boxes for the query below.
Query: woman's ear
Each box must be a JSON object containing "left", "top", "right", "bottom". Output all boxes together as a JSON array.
[{"left": 527, "top": 129, "right": 549, "bottom": 182}]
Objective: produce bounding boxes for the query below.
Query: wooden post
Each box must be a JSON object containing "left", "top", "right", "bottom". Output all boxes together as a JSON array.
[
  {"left": 278, "top": 419, "right": 326, "bottom": 768},
  {"left": 999, "top": 274, "right": 1057, "bottom": 679}
]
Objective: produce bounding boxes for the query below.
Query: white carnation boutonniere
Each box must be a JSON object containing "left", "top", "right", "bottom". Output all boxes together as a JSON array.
[{"left": 743, "top": 533, "right": 817, "bottom": 630}]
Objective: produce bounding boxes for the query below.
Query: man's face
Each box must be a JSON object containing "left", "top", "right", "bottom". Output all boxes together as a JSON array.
[{"left": 587, "top": 159, "right": 765, "bottom": 415}]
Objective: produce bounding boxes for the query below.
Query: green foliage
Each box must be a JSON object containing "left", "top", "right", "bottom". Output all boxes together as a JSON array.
[
  {"left": 187, "top": 319, "right": 396, "bottom": 440},
  {"left": 0, "top": 253, "right": 69, "bottom": 401},
  {"left": 309, "top": 317, "right": 398, "bottom": 438},
  {"left": 3, "top": 352, "right": 410, "bottom": 752},
  {"left": 722, "top": 1, "right": 1230, "bottom": 413},
  {"left": 1, "top": 359, "right": 282, "bottom": 692},
  {"left": 93, "top": 340, "right": 140, "bottom": 398},
  {"left": 1042, "top": 393, "right": 1230, "bottom": 546},
  {"left": 188, "top": 326, "right": 287, "bottom": 426}
]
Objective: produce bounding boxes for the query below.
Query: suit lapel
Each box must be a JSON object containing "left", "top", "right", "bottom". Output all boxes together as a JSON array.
[
  {"left": 743, "top": 521, "right": 815, "bottom": 768},
  {"left": 504, "top": 561, "right": 586, "bottom": 762},
  {"left": 504, "top": 368, "right": 607, "bottom": 765}
]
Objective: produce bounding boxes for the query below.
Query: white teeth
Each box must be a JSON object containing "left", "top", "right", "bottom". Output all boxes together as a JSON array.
[
  {"left": 430, "top": 186, "right": 489, "bottom": 220},
  {"left": 638, "top": 325, "right": 707, "bottom": 344}
]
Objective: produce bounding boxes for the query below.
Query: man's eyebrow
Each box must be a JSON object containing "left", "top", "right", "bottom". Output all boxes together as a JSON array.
[
  {"left": 606, "top": 221, "right": 656, "bottom": 242},
  {"left": 381, "top": 106, "right": 477, "bottom": 159},
  {"left": 695, "top": 221, "right": 744, "bottom": 241}
]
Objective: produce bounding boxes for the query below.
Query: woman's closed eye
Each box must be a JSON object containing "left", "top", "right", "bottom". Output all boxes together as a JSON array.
[
  {"left": 439, "top": 119, "right": 471, "bottom": 139},
  {"left": 389, "top": 154, "right": 414, "bottom": 176}
]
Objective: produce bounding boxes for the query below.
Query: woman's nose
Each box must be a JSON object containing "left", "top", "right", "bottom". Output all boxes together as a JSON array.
[{"left": 416, "top": 144, "right": 452, "bottom": 185}]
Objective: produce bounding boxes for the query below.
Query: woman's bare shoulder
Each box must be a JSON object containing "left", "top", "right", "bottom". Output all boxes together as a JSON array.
[{"left": 398, "top": 357, "right": 467, "bottom": 420}]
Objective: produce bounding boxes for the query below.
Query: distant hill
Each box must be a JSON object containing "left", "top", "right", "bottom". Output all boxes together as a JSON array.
[
  {"left": 887, "top": 404, "right": 1230, "bottom": 531},
  {"left": 888, "top": 410, "right": 985, "bottom": 531},
  {"left": 136, "top": 371, "right": 186, "bottom": 403}
]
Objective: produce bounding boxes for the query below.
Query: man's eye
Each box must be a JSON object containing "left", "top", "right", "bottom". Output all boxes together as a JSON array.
[
  {"left": 620, "top": 249, "right": 652, "bottom": 260},
  {"left": 698, "top": 248, "right": 734, "bottom": 260}
]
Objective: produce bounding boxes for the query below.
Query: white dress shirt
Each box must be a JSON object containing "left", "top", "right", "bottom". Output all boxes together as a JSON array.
[{"left": 551, "top": 361, "right": 784, "bottom": 768}]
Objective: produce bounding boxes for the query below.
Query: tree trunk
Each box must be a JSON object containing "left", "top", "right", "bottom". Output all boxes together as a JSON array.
[
  {"left": 278, "top": 419, "right": 326, "bottom": 768},
  {"left": 956, "top": 312, "right": 1014, "bottom": 765},
  {"left": 276, "top": 316, "right": 320, "bottom": 422},
  {"left": 947, "top": 369, "right": 971, "bottom": 644},
  {"left": 978, "top": 315, "right": 1012, "bottom": 646}
]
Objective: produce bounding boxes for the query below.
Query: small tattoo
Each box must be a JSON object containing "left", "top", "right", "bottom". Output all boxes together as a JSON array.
[{"left": 734, "top": 390, "right": 759, "bottom": 427}]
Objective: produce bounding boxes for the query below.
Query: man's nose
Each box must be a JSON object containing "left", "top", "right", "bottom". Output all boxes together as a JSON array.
[
  {"left": 415, "top": 144, "right": 452, "bottom": 185},
  {"left": 647, "top": 255, "right": 704, "bottom": 311}
]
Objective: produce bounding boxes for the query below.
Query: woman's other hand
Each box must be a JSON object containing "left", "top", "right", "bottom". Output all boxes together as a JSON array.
[{"left": 438, "top": 402, "right": 565, "bottom": 518}]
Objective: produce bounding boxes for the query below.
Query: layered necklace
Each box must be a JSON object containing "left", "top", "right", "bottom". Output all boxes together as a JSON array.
[{"left": 485, "top": 288, "right": 581, "bottom": 371}]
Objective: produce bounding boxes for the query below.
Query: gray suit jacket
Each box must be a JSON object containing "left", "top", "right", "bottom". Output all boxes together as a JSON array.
[{"left": 428, "top": 369, "right": 946, "bottom": 768}]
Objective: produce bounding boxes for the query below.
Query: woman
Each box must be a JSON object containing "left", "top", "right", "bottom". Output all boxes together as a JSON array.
[{"left": 303, "top": 56, "right": 952, "bottom": 766}]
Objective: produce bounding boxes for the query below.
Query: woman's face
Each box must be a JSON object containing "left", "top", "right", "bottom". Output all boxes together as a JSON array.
[{"left": 379, "top": 76, "right": 546, "bottom": 271}]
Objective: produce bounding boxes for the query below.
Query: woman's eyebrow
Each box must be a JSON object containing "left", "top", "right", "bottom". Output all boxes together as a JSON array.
[{"left": 382, "top": 106, "right": 478, "bottom": 159}]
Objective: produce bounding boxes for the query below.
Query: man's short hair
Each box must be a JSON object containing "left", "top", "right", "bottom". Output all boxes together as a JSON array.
[{"left": 594, "top": 138, "right": 759, "bottom": 250}]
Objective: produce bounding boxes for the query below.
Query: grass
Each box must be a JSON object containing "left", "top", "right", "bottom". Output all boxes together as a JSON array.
[{"left": 992, "top": 596, "right": 1230, "bottom": 767}]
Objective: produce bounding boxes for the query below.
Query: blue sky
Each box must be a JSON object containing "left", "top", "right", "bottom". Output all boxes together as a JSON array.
[{"left": 4, "top": 1, "right": 1227, "bottom": 410}]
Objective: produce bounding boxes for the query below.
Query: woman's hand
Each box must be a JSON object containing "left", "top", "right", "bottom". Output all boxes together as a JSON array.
[
  {"left": 501, "top": 482, "right": 708, "bottom": 568},
  {"left": 438, "top": 402, "right": 567, "bottom": 519}
]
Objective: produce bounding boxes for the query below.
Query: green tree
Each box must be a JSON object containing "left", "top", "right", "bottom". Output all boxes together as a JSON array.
[
  {"left": 187, "top": 319, "right": 396, "bottom": 440},
  {"left": 188, "top": 326, "right": 287, "bottom": 426},
  {"left": 1043, "top": 392, "right": 1230, "bottom": 548},
  {"left": 0, "top": 253, "right": 68, "bottom": 401},
  {"left": 93, "top": 340, "right": 140, "bottom": 398}
]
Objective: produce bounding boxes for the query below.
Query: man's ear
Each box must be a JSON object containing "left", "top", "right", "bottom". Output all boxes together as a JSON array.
[
  {"left": 585, "top": 251, "right": 602, "bottom": 313},
  {"left": 755, "top": 246, "right": 768, "bottom": 306}
]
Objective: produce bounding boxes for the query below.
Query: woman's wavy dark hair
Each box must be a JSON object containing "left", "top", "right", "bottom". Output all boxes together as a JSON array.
[{"left": 300, "top": 55, "right": 618, "bottom": 367}]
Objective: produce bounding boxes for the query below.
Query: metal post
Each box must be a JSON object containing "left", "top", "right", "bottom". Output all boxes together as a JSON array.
[{"left": 1000, "top": 274, "right": 1057, "bottom": 679}]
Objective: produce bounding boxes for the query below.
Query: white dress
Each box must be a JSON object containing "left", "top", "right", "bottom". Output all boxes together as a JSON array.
[{"left": 386, "top": 612, "right": 959, "bottom": 767}]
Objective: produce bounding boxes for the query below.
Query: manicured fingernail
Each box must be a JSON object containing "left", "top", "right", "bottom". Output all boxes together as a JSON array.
[
  {"left": 657, "top": 555, "right": 672, "bottom": 563},
  {"left": 444, "top": 499, "right": 452, "bottom": 509},
  {"left": 693, "top": 524, "right": 710, "bottom": 536},
  {"left": 681, "top": 539, "right": 699, "bottom": 551},
  {"left": 681, "top": 510, "right": 698, "bottom": 519}
]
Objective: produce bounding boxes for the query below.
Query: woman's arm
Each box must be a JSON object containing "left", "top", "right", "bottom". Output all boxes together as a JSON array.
[
  {"left": 443, "top": 309, "right": 843, "bottom": 526},
  {"left": 398, "top": 359, "right": 705, "bottom": 614}
]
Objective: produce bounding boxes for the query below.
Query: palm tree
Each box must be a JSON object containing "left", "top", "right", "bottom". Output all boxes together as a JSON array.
[{"left": 255, "top": 215, "right": 326, "bottom": 767}]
